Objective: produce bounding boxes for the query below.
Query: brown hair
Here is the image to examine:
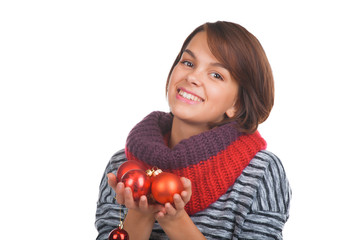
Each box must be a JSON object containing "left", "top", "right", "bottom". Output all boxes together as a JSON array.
[{"left": 166, "top": 21, "right": 274, "bottom": 134}]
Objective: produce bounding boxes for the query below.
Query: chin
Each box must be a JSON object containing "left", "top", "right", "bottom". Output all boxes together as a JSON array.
[{"left": 171, "top": 108, "right": 193, "bottom": 120}]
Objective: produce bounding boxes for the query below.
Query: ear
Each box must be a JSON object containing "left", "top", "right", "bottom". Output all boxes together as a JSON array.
[{"left": 225, "top": 105, "right": 237, "bottom": 118}]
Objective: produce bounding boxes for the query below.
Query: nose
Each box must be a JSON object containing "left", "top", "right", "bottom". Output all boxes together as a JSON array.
[{"left": 186, "top": 70, "right": 202, "bottom": 86}]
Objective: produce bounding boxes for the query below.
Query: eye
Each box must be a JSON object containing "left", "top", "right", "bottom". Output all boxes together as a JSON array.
[
  {"left": 210, "top": 72, "right": 224, "bottom": 80},
  {"left": 181, "top": 60, "right": 194, "bottom": 68}
]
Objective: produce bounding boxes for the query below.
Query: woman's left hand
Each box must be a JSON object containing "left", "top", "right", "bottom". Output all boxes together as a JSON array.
[
  {"left": 155, "top": 177, "right": 192, "bottom": 221},
  {"left": 155, "top": 177, "right": 206, "bottom": 239}
]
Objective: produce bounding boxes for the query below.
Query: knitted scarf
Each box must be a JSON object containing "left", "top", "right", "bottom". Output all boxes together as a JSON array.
[{"left": 125, "top": 111, "right": 266, "bottom": 215}]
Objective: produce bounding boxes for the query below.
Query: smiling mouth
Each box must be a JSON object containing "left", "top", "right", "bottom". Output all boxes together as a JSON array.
[{"left": 177, "top": 88, "right": 204, "bottom": 102}]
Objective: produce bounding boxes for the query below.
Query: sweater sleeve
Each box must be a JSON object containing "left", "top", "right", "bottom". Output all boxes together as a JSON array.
[
  {"left": 95, "top": 149, "right": 128, "bottom": 240},
  {"left": 236, "top": 151, "right": 291, "bottom": 240}
]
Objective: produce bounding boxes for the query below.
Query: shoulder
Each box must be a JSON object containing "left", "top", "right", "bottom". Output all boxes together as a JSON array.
[
  {"left": 233, "top": 150, "right": 287, "bottom": 189},
  {"left": 229, "top": 150, "right": 291, "bottom": 215},
  {"left": 188, "top": 150, "right": 291, "bottom": 239},
  {"left": 96, "top": 150, "right": 126, "bottom": 237},
  {"left": 231, "top": 150, "right": 292, "bottom": 239},
  {"left": 105, "top": 149, "right": 127, "bottom": 175},
  {"left": 247, "top": 150, "right": 289, "bottom": 183},
  {"left": 96, "top": 148, "right": 127, "bottom": 208},
  {"left": 245, "top": 150, "right": 291, "bottom": 215},
  {"left": 96, "top": 149, "right": 127, "bottom": 205}
]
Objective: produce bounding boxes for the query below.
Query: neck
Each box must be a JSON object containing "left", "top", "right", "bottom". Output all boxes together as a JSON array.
[{"left": 169, "top": 117, "right": 209, "bottom": 148}]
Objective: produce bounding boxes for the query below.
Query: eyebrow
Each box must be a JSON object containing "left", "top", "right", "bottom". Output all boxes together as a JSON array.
[
  {"left": 183, "top": 49, "right": 227, "bottom": 69},
  {"left": 183, "top": 49, "right": 196, "bottom": 59}
]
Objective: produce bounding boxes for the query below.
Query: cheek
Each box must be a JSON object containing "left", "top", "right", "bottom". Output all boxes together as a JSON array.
[
  {"left": 210, "top": 86, "right": 238, "bottom": 108},
  {"left": 225, "top": 82, "right": 239, "bottom": 103},
  {"left": 167, "top": 71, "right": 179, "bottom": 91},
  {"left": 167, "top": 79, "right": 176, "bottom": 100},
  {"left": 167, "top": 69, "right": 183, "bottom": 99},
  {"left": 227, "top": 88, "right": 238, "bottom": 104}
]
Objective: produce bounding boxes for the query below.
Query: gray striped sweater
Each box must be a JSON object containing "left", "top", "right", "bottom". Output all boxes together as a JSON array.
[{"left": 95, "top": 149, "right": 291, "bottom": 239}]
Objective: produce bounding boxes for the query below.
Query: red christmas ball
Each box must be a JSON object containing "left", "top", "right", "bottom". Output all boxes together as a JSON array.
[
  {"left": 151, "top": 171, "right": 184, "bottom": 204},
  {"left": 121, "top": 169, "right": 151, "bottom": 200},
  {"left": 108, "top": 227, "right": 129, "bottom": 240},
  {"left": 116, "top": 160, "right": 147, "bottom": 182}
]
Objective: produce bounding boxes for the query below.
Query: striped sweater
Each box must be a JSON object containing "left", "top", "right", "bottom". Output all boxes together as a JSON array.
[{"left": 95, "top": 149, "right": 291, "bottom": 240}]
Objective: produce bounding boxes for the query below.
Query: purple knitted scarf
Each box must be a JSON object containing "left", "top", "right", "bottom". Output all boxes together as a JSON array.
[{"left": 125, "top": 111, "right": 266, "bottom": 215}]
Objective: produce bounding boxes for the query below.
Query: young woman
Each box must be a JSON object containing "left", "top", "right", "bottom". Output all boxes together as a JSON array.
[{"left": 96, "top": 21, "right": 291, "bottom": 240}]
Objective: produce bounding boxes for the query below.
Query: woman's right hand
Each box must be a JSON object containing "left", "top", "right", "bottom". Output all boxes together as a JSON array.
[
  {"left": 108, "top": 172, "right": 163, "bottom": 239},
  {"left": 107, "top": 173, "right": 165, "bottom": 216}
]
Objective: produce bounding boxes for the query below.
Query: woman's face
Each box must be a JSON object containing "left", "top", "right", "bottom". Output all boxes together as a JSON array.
[{"left": 167, "top": 31, "right": 239, "bottom": 128}]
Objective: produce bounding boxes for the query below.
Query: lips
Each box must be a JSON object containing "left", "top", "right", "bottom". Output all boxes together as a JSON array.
[{"left": 177, "top": 88, "right": 204, "bottom": 102}]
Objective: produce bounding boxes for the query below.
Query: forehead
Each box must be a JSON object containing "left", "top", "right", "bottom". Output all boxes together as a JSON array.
[
  {"left": 184, "top": 32, "right": 218, "bottom": 61},
  {"left": 187, "top": 31, "right": 207, "bottom": 45}
]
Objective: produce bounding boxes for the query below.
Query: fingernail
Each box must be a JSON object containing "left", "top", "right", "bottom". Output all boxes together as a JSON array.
[{"left": 140, "top": 195, "right": 147, "bottom": 202}]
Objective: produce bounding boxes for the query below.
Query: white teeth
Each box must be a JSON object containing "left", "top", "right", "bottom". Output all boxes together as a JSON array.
[{"left": 179, "top": 90, "right": 202, "bottom": 102}]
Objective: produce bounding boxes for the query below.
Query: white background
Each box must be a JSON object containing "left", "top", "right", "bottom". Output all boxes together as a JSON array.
[{"left": 1, "top": 0, "right": 359, "bottom": 239}]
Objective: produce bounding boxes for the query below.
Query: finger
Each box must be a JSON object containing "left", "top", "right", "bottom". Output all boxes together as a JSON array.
[
  {"left": 107, "top": 173, "right": 117, "bottom": 189},
  {"left": 124, "top": 187, "right": 136, "bottom": 208},
  {"left": 181, "top": 191, "right": 189, "bottom": 203},
  {"left": 115, "top": 182, "right": 125, "bottom": 204},
  {"left": 155, "top": 204, "right": 170, "bottom": 220},
  {"left": 173, "top": 193, "right": 185, "bottom": 210},
  {"left": 155, "top": 211, "right": 166, "bottom": 220},
  {"left": 180, "top": 177, "right": 192, "bottom": 203},
  {"left": 181, "top": 177, "right": 191, "bottom": 191},
  {"left": 153, "top": 204, "right": 166, "bottom": 214},
  {"left": 164, "top": 202, "right": 177, "bottom": 216},
  {"left": 138, "top": 195, "right": 148, "bottom": 211}
]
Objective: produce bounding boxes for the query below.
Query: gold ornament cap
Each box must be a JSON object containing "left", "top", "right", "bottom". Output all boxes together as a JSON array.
[
  {"left": 146, "top": 167, "right": 163, "bottom": 177},
  {"left": 152, "top": 169, "right": 163, "bottom": 177}
]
